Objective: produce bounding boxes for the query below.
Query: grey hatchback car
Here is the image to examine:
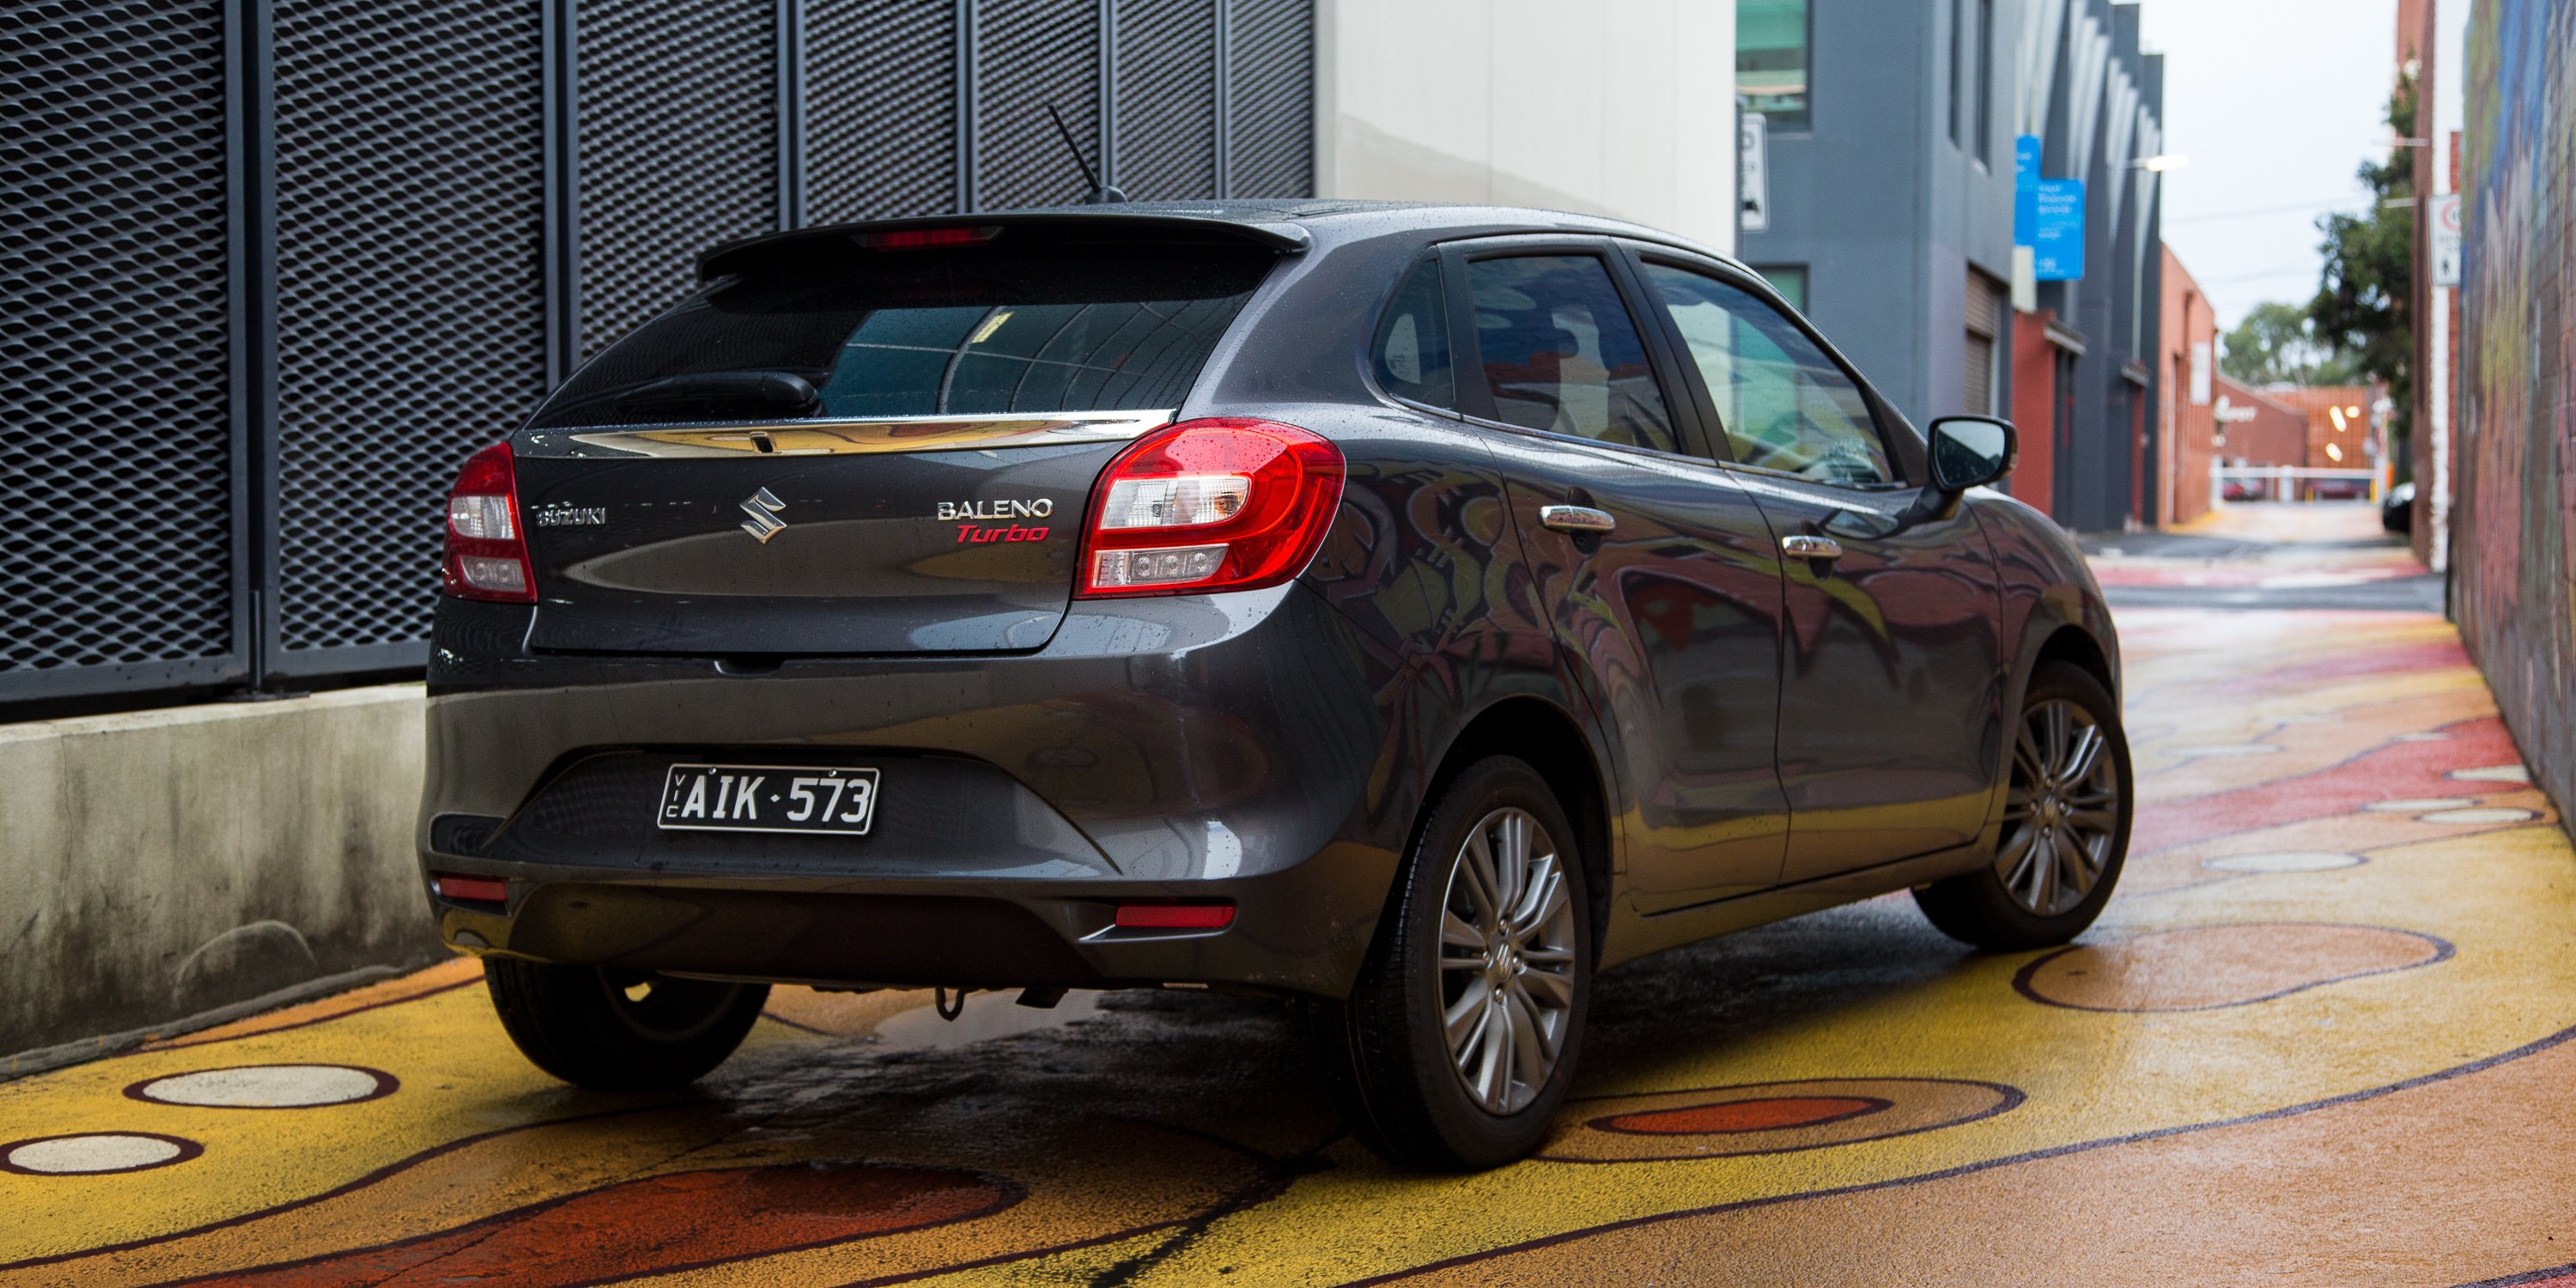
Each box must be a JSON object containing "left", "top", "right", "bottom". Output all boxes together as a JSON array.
[{"left": 418, "top": 201, "right": 2129, "bottom": 1169}]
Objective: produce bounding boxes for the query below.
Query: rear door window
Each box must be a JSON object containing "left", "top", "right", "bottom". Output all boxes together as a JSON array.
[
  {"left": 1463, "top": 254, "right": 1677, "bottom": 453},
  {"left": 532, "top": 237, "right": 1276, "bottom": 429}
]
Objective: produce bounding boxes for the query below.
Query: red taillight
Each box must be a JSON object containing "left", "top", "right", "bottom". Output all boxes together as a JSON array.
[
  {"left": 434, "top": 873, "right": 508, "bottom": 903},
  {"left": 1076, "top": 418, "right": 1344, "bottom": 598},
  {"left": 1115, "top": 903, "right": 1236, "bottom": 930},
  {"left": 441, "top": 441, "right": 536, "bottom": 604},
  {"left": 860, "top": 225, "right": 999, "bottom": 249}
]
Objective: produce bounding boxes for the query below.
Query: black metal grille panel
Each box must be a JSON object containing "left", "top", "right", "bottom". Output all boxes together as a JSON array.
[
  {"left": 579, "top": 0, "right": 780, "bottom": 353},
  {"left": 807, "top": 0, "right": 957, "bottom": 222},
  {"left": 271, "top": 0, "right": 549, "bottom": 655},
  {"left": 2, "top": 0, "right": 235, "bottom": 677},
  {"left": 975, "top": 0, "right": 1100, "bottom": 210},
  {"left": 1115, "top": 0, "right": 1215, "bottom": 200},
  {"left": 1224, "top": 0, "right": 1311, "bottom": 198}
]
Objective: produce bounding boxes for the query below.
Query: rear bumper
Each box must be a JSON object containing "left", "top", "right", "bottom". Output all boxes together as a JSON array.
[
  {"left": 420, "top": 844, "right": 1391, "bottom": 994},
  {"left": 416, "top": 582, "right": 1401, "bottom": 996}
]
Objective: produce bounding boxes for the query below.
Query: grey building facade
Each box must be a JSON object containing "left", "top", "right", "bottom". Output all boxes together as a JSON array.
[{"left": 1739, "top": 0, "right": 2165, "bottom": 532}]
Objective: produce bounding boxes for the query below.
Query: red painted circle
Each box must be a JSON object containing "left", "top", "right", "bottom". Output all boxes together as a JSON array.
[{"left": 1595, "top": 1095, "right": 1891, "bottom": 1137}]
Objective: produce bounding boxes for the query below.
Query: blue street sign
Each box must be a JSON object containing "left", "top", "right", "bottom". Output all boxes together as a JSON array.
[
  {"left": 2014, "top": 134, "right": 2040, "bottom": 246},
  {"left": 2032, "top": 179, "right": 2086, "bottom": 281}
]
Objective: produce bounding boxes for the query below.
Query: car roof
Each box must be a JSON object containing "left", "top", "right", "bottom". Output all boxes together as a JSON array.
[{"left": 696, "top": 199, "right": 1747, "bottom": 281}]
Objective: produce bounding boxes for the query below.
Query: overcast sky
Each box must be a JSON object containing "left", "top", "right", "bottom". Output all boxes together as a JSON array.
[{"left": 2139, "top": 0, "right": 2403, "bottom": 331}]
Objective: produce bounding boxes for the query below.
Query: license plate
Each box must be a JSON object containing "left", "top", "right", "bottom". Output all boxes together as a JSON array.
[{"left": 656, "top": 763, "right": 880, "bottom": 836}]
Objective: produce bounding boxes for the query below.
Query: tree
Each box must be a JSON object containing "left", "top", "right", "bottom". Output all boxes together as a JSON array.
[
  {"left": 2310, "top": 71, "right": 2416, "bottom": 454},
  {"left": 2222, "top": 301, "right": 2360, "bottom": 386}
]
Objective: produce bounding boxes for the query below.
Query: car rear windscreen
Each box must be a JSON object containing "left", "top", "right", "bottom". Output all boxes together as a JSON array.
[{"left": 532, "top": 234, "right": 1278, "bottom": 429}]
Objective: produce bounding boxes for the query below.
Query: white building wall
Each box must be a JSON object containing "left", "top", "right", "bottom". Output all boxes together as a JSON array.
[{"left": 1312, "top": 0, "right": 1739, "bottom": 254}]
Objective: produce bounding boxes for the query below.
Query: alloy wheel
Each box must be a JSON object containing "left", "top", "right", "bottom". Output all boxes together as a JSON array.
[
  {"left": 1996, "top": 697, "right": 2123, "bottom": 916},
  {"left": 1437, "top": 807, "right": 1579, "bottom": 1115}
]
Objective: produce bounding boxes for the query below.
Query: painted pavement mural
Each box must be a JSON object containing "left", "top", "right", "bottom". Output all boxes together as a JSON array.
[{"left": 3, "top": 511, "right": 2574, "bottom": 1285}]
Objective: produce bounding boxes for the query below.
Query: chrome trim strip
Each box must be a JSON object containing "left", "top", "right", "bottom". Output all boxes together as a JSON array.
[{"left": 525, "top": 409, "right": 1178, "bottom": 459}]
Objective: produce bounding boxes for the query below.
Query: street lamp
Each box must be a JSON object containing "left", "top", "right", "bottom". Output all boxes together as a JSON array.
[{"left": 2131, "top": 154, "right": 2188, "bottom": 172}]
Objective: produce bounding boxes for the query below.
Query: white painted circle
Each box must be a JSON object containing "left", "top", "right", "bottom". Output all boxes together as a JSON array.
[
  {"left": 2204, "top": 851, "right": 2366, "bottom": 873},
  {"left": 2366, "top": 798, "right": 2476, "bottom": 812},
  {"left": 2175, "top": 744, "right": 2281, "bottom": 757},
  {"left": 5, "top": 1134, "right": 186, "bottom": 1175},
  {"left": 2450, "top": 765, "right": 2531, "bottom": 783},
  {"left": 2419, "top": 807, "right": 2541, "bottom": 825},
  {"left": 132, "top": 1065, "right": 390, "bottom": 1109}
]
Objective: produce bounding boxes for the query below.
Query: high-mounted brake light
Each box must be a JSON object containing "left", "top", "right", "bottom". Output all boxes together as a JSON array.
[
  {"left": 441, "top": 441, "right": 536, "bottom": 604},
  {"left": 1077, "top": 418, "right": 1344, "bottom": 598},
  {"left": 860, "top": 225, "right": 1000, "bottom": 250}
]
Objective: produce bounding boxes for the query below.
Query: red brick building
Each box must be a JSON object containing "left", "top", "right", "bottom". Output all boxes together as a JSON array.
[{"left": 2157, "top": 246, "right": 2221, "bottom": 524}]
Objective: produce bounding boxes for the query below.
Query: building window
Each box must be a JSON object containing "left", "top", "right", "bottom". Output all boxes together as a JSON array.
[
  {"left": 1975, "top": 0, "right": 1995, "bottom": 164},
  {"left": 1753, "top": 264, "right": 1808, "bottom": 313},
  {"left": 1949, "top": 0, "right": 1966, "bottom": 147},
  {"left": 1738, "top": 0, "right": 1810, "bottom": 130},
  {"left": 1965, "top": 269, "right": 2006, "bottom": 415}
]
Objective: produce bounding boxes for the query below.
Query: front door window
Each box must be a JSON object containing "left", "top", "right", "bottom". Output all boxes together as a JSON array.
[{"left": 1638, "top": 263, "right": 1893, "bottom": 485}]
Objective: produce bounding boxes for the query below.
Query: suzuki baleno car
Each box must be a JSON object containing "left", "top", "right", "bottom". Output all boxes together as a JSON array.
[{"left": 419, "top": 201, "right": 2129, "bottom": 1169}]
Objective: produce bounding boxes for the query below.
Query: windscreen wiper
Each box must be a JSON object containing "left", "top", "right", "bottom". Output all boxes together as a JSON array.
[{"left": 611, "top": 370, "right": 821, "bottom": 415}]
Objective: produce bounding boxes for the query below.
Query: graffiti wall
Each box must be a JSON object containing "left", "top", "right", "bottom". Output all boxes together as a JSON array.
[{"left": 2458, "top": 0, "right": 2576, "bottom": 829}]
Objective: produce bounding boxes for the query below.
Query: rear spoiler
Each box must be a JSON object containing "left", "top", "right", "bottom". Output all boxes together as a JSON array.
[{"left": 697, "top": 210, "right": 1311, "bottom": 281}]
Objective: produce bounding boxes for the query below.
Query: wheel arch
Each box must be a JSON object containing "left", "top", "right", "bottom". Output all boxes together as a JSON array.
[{"left": 1418, "top": 695, "right": 1617, "bottom": 957}]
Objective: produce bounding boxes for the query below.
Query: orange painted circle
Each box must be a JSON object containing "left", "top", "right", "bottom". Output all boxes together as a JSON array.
[{"left": 1597, "top": 1096, "right": 1890, "bottom": 1137}]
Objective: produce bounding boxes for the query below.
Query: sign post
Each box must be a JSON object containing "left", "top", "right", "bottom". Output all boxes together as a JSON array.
[{"left": 2431, "top": 192, "right": 2462, "bottom": 289}]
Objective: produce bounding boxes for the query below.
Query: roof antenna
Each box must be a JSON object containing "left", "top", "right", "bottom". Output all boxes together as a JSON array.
[{"left": 1046, "top": 104, "right": 1126, "bottom": 204}]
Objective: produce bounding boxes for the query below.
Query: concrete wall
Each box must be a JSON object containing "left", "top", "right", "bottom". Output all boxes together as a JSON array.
[
  {"left": 2, "top": 685, "right": 443, "bottom": 1058},
  {"left": 2456, "top": 0, "right": 2576, "bottom": 835},
  {"left": 1313, "top": 0, "right": 1738, "bottom": 255}
]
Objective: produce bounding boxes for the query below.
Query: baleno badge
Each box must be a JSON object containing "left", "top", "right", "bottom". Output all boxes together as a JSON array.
[{"left": 738, "top": 488, "right": 787, "bottom": 543}]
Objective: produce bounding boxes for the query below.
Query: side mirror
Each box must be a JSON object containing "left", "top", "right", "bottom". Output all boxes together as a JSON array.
[{"left": 1925, "top": 416, "right": 2017, "bottom": 494}]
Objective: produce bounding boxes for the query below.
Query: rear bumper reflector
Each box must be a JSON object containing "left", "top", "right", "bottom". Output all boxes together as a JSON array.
[
  {"left": 1114, "top": 902, "right": 1236, "bottom": 930},
  {"left": 434, "top": 874, "right": 510, "bottom": 904}
]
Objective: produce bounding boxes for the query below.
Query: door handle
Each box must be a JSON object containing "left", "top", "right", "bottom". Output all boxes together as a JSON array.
[
  {"left": 1539, "top": 504, "right": 1616, "bottom": 535},
  {"left": 1780, "top": 534, "right": 1844, "bottom": 561}
]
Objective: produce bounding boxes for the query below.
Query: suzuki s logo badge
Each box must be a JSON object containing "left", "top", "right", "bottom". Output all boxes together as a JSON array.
[{"left": 738, "top": 488, "right": 787, "bottom": 544}]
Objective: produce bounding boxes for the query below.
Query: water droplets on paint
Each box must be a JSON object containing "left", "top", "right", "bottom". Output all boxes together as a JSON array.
[
  {"left": 2204, "top": 851, "right": 2366, "bottom": 873},
  {"left": 131, "top": 1065, "right": 392, "bottom": 1109},
  {"left": 3, "top": 1133, "right": 192, "bottom": 1175}
]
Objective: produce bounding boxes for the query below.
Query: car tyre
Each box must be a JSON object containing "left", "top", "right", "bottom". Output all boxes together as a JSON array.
[
  {"left": 1305, "top": 756, "right": 1591, "bottom": 1170},
  {"left": 1916, "top": 660, "right": 2133, "bottom": 951},
  {"left": 484, "top": 958, "right": 768, "bottom": 1091}
]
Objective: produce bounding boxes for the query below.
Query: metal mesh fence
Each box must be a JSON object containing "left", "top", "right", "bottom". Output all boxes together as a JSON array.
[
  {"left": 975, "top": 0, "right": 1100, "bottom": 210},
  {"left": 1, "top": 0, "right": 1311, "bottom": 708},
  {"left": 1224, "top": 0, "right": 1312, "bottom": 199},
  {"left": 577, "top": 0, "right": 781, "bottom": 355},
  {"left": 2, "top": 0, "right": 237, "bottom": 683},
  {"left": 270, "top": 0, "right": 550, "bottom": 657},
  {"left": 807, "top": 0, "right": 957, "bottom": 222},
  {"left": 1116, "top": 0, "right": 1216, "bottom": 201}
]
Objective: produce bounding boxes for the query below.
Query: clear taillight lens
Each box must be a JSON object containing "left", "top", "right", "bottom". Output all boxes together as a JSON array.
[
  {"left": 441, "top": 441, "right": 537, "bottom": 604},
  {"left": 1075, "top": 418, "right": 1344, "bottom": 598}
]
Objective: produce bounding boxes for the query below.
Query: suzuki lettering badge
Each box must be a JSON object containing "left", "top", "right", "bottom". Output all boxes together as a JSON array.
[{"left": 738, "top": 487, "right": 787, "bottom": 544}]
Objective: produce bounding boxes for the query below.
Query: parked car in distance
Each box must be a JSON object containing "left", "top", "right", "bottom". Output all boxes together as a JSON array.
[{"left": 418, "top": 202, "right": 2131, "bottom": 1170}]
